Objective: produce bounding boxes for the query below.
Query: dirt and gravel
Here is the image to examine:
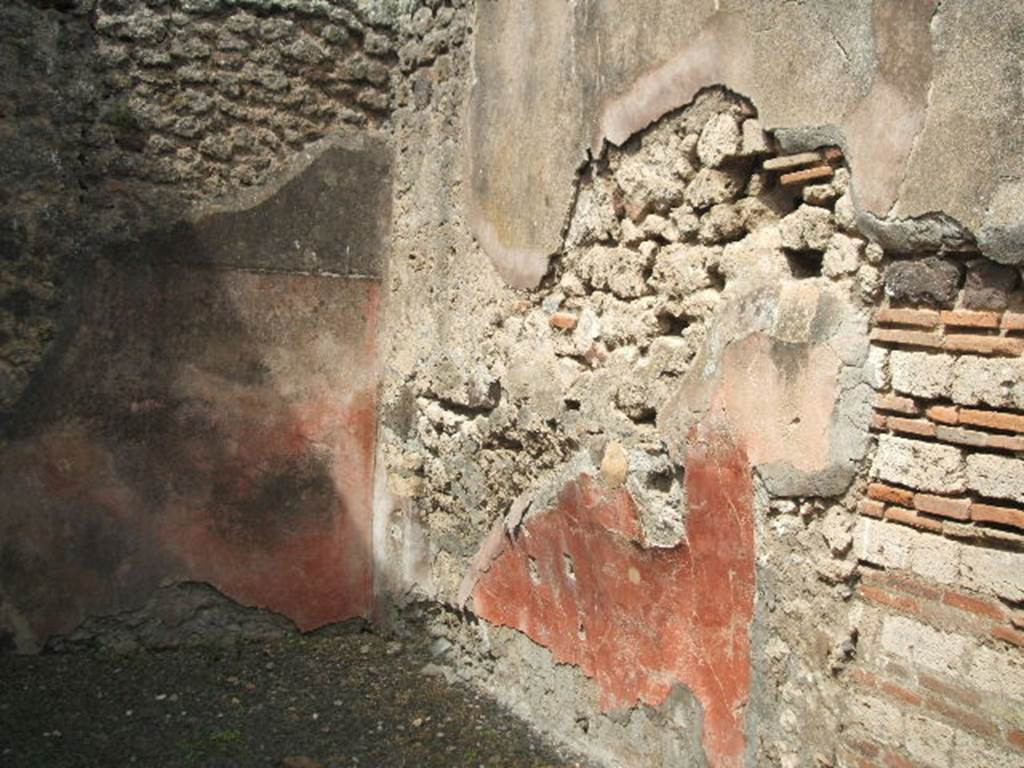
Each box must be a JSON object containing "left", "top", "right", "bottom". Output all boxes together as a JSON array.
[{"left": 0, "top": 626, "right": 589, "bottom": 768}]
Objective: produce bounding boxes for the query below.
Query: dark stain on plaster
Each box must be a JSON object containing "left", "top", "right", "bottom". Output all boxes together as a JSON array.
[{"left": 0, "top": 140, "right": 389, "bottom": 651}]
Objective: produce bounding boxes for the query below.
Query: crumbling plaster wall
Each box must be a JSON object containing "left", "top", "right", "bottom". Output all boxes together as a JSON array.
[
  {"left": 377, "top": 2, "right": 1024, "bottom": 767},
  {"left": 467, "top": 0, "right": 1024, "bottom": 287},
  {"left": 0, "top": 0, "right": 400, "bottom": 652}
]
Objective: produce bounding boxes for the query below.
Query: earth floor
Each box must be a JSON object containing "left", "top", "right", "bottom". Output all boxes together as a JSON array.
[{"left": 0, "top": 626, "right": 589, "bottom": 768}]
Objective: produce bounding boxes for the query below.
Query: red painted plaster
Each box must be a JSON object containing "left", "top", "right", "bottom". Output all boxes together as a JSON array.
[
  {"left": 0, "top": 271, "right": 380, "bottom": 647},
  {"left": 471, "top": 422, "right": 755, "bottom": 768}
]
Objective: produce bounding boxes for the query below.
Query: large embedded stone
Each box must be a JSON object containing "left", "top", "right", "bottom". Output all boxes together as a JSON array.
[
  {"left": 961, "top": 259, "right": 1019, "bottom": 310},
  {"left": 884, "top": 257, "right": 962, "bottom": 306}
]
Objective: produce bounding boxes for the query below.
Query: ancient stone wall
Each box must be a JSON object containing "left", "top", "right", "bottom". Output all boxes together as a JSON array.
[
  {"left": 0, "top": 0, "right": 398, "bottom": 652},
  {"left": 379, "top": 47, "right": 1024, "bottom": 767},
  {"left": 2, "top": 1, "right": 1023, "bottom": 766}
]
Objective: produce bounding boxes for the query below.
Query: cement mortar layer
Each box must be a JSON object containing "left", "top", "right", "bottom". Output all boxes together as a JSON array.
[{"left": 467, "top": 0, "right": 1024, "bottom": 287}]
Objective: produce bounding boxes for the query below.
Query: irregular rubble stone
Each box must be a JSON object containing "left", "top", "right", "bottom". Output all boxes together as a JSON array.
[
  {"left": 698, "top": 203, "right": 745, "bottom": 244},
  {"left": 696, "top": 112, "right": 741, "bottom": 168},
  {"left": 716, "top": 226, "right": 790, "bottom": 282},
  {"left": 575, "top": 245, "right": 650, "bottom": 299},
  {"left": 600, "top": 442, "right": 629, "bottom": 487},
  {"left": 821, "top": 233, "right": 864, "bottom": 277},
  {"left": 649, "top": 244, "right": 716, "bottom": 297},
  {"left": 739, "top": 118, "right": 770, "bottom": 156},
  {"left": 685, "top": 167, "right": 745, "bottom": 210},
  {"left": 962, "top": 259, "right": 1019, "bottom": 310},
  {"left": 884, "top": 257, "right": 962, "bottom": 306},
  {"left": 779, "top": 204, "right": 835, "bottom": 251}
]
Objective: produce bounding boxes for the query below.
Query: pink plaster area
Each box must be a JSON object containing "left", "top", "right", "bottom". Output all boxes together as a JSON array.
[
  {"left": 0, "top": 273, "right": 381, "bottom": 647},
  {"left": 471, "top": 422, "right": 755, "bottom": 768},
  {"left": 714, "top": 334, "right": 840, "bottom": 473}
]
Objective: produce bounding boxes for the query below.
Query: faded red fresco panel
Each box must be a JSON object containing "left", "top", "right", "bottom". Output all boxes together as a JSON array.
[
  {"left": 0, "top": 266, "right": 380, "bottom": 648},
  {"left": 472, "top": 422, "right": 755, "bottom": 768}
]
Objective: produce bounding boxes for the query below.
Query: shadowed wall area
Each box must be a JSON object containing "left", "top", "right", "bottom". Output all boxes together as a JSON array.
[{"left": 0, "top": 132, "right": 392, "bottom": 652}]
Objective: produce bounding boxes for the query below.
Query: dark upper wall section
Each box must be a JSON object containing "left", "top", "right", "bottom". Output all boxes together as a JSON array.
[
  {"left": 467, "top": 0, "right": 1024, "bottom": 288},
  {"left": 136, "top": 135, "right": 392, "bottom": 276},
  {"left": 0, "top": 0, "right": 397, "bottom": 420}
]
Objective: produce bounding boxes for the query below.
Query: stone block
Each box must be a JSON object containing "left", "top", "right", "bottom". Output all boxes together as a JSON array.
[
  {"left": 879, "top": 615, "right": 968, "bottom": 675},
  {"left": 890, "top": 350, "right": 954, "bottom": 399},
  {"left": 960, "top": 545, "right": 1024, "bottom": 602},
  {"left": 965, "top": 453, "right": 1024, "bottom": 503},
  {"left": 950, "top": 356, "right": 1024, "bottom": 409},
  {"left": 853, "top": 517, "right": 961, "bottom": 586},
  {"left": 871, "top": 435, "right": 965, "bottom": 495}
]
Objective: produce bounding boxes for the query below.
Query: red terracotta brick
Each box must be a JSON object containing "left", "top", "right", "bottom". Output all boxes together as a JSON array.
[
  {"left": 548, "top": 311, "right": 578, "bottom": 330},
  {"left": 971, "top": 502, "right": 1024, "bottom": 531},
  {"left": 858, "top": 499, "right": 886, "bottom": 518},
  {"left": 779, "top": 164, "right": 834, "bottom": 187},
  {"left": 1002, "top": 312, "right": 1024, "bottom": 332},
  {"left": 859, "top": 584, "right": 921, "bottom": 615},
  {"left": 871, "top": 328, "right": 943, "bottom": 349},
  {"left": 882, "top": 751, "right": 915, "bottom": 768},
  {"left": 878, "top": 571, "right": 943, "bottom": 601},
  {"left": 763, "top": 151, "right": 823, "bottom": 172},
  {"left": 871, "top": 412, "right": 888, "bottom": 431},
  {"left": 989, "top": 433, "right": 1024, "bottom": 451},
  {"left": 924, "top": 696, "right": 999, "bottom": 738},
  {"left": 879, "top": 678, "right": 924, "bottom": 707},
  {"left": 943, "top": 334, "right": 1024, "bottom": 356},
  {"left": 994, "top": 625, "right": 1024, "bottom": 648},
  {"left": 1009, "top": 729, "right": 1024, "bottom": 752},
  {"left": 885, "top": 505, "right": 944, "bottom": 533},
  {"left": 941, "top": 589, "right": 1006, "bottom": 621},
  {"left": 846, "top": 739, "right": 882, "bottom": 759},
  {"left": 917, "top": 673, "right": 982, "bottom": 707},
  {"left": 849, "top": 666, "right": 879, "bottom": 688},
  {"left": 868, "top": 483, "right": 916, "bottom": 507},
  {"left": 888, "top": 417, "right": 937, "bottom": 438},
  {"left": 940, "top": 309, "right": 1002, "bottom": 328},
  {"left": 914, "top": 494, "right": 971, "bottom": 521},
  {"left": 925, "top": 405, "right": 959, "bottom": 425},
  {"left": 874, "top": 393, "right": 920, "bottom": 415},
  {"left": 875, "top": 308, "right": 941, "bottom": 328},
  {"left": 959, "top": 408, "right": 1024, "bottom": 434}
]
